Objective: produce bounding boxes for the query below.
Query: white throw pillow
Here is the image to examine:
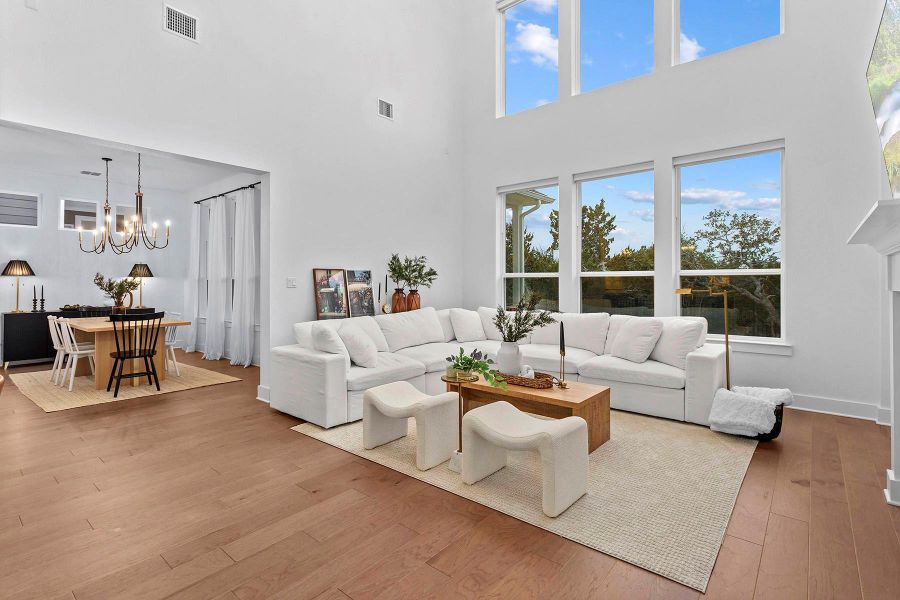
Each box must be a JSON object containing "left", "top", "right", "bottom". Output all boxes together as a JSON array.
[
  {"left": 450, "top": 308, "right": 486, "bottom": 342},
  {"left": 348, "top": 316, "right": 389, "bottom": 352},
  {"left": 435, "top": 309, "right": 456, "bottom": 342},
  {"left": 650, "top": 318, "right": 705, "bottom": 370},
  {"left": 311, "top": 322, "right": 351, "bottom": 370},
  {"left": 530, "top": 312, "right": 609, "bottom": 355},
  {"left": 338, "top": 322, "right": 378, "bottom": 368},
  {"left": 476, "top": 307, "right": 503, "bottom": 341},
  {"left": 604, "top": 315, "right": 631, "bottom": 355},
  {"left": 293, "top": 322, "right": 314, "bottom": 348},
  {"left": 610, "top": 317, "right": 663, "bottom": 363},
  {"left": 374, "top": 306, "right": 445, "bottom": 352}
]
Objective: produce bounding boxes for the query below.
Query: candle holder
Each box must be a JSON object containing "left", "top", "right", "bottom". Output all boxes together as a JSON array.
[
  {"left": 557, "top": 352, "right": 569, "bottom": 389},
  {"left": 39, "top": 298, "right": 45, "bottom": 312},
  {"left": 31, "top": 298, "right": 38, "bottom": 312}
]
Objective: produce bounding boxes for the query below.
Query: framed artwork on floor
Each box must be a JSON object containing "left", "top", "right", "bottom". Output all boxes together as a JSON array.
[
  {"left": 346, "top": 269, "right": 375, "bottom": 317},
  {"left": 313, "top": 269, "right": 349, "bottom": 320}
]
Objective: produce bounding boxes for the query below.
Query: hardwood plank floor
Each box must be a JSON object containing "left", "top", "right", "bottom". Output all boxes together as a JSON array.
[{"left": 1, "top": 352, "right": 898, "bottom": 599}]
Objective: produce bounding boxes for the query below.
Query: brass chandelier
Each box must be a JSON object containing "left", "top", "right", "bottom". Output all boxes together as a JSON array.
[{"left": 78, "top": 153, "right": 171, "bottom": 254}]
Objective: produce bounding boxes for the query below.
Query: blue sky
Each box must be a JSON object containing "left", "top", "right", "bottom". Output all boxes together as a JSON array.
[
  {"left": 581, "top": 171, "right": 654, "bottom": 257},
  {"left": 505, "top": 0, "right": 780, "bottom": 113}
]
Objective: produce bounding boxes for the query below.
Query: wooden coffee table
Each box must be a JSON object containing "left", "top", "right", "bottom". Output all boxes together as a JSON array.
[{"left": 453, "top": 377, "right": 611, "bottom": 452}]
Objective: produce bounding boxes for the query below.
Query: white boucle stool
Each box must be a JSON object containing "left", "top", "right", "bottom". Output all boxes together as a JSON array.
[
  {"left": 462, "top": 401, "right": 588, "bottom": 517},
  {"left": 363, "top": 381, "right": 459, "bottom": 471}
]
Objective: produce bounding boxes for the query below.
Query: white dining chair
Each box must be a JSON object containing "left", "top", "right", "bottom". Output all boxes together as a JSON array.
[
  {"left": 58, "top": 318, "right": 95, "bottom": 391},
  {"left": 164, "top": 311, "right": 181, "bottom": 376},
  {"left": 47, "top": 316, "right": 66, "bottom": 385}
]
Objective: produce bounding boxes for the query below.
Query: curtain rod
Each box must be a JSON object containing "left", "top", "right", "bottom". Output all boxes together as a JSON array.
[{"left": 194, "top": 181, "right": 262, "bottom": 204}]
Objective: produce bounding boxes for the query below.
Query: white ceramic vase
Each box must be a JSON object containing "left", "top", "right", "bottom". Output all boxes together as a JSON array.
[{"left": 496, "top": 341, "right": 521, "bottom": 375}]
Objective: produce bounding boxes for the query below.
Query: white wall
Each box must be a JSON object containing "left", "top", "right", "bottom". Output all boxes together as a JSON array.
[
  {"left": 458, "top": 0, "right": 889, "bottom": 420},
  {"left": 0, "top": 166, "right": 191, "bottom": 360},
  {"left": 0, "top": 0, "right": 467, "bottom": 397}
]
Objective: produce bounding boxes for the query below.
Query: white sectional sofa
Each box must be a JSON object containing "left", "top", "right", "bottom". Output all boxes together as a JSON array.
[{"left": 270, "top": 306, "right": 726, "bottom": 429}]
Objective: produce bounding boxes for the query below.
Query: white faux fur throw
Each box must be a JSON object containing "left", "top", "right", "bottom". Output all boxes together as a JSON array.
[
  {"left": 732, "top": 386, "right": 794, "bottom": 406},
  {"left": 709, "top": 388, "right": 777, "bottom": 436}
]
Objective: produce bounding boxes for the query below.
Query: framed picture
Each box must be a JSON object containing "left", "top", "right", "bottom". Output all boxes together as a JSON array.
[
  {"left": 312, "top": 269, "right": 349, "bottom": 320},
  {"left": 346, "top": 269, "right": 375, "bottom": 317}
]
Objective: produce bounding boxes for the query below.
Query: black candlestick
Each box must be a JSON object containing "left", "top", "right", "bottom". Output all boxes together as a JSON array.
[
  {"left": 32, "top": 298, "right": 38, "bottom": 312},
  {"left": 39, "top": 298, "right": 45, "bottom": 312}
]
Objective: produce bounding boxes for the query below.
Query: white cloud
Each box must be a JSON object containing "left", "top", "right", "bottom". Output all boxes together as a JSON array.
[
  {"left": 624, "top": 190, "right": 654, "bottom": 203},
  {"left": 582, "top": 54, "right": 594, "bottom": 66},
  {"left": 681, "top": 187, "right": 746, "bottom": 204},
  {"left": 631, "top": 209, "right": 654, "bottom": 222},
  {"left": 535, "top": 98, "right": 551, "bottom": 107},
  {"left": 680, "top": 32, "right": 705, "bottom": 63},
  {"left": 528, "top": 0, "right": 557, "bottom": 14},
  {"left": 726, "top": 197, "right": 781, "bottom": 211},
  {"left": 752, "top": 180, "right": 780, "bottom": 190},
  {"left": 515, "top": 22, "right": 559, "bottom": 69}
]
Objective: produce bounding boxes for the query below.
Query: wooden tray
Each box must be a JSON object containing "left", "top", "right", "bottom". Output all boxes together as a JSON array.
[{"left": 499, "top": 371, "right": 555, "bottom": 389}]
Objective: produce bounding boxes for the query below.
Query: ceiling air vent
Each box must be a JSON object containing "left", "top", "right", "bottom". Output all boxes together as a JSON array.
[
  {"left": 378, "top": 99, "right": 394, "bottom": 120},
  {"left": 164, "top": 5, "right": 198, "bottom": 42},
  {"left": 80, "top": 170, "right": 101, "bottom": 177}
]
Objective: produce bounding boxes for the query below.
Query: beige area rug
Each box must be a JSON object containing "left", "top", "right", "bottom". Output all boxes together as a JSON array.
[
  {"left": 293, "top": 411, "right": 756, "bottom": 592},
  {"left": 8, "top": 364, "right": 240, "bottom": 412}
]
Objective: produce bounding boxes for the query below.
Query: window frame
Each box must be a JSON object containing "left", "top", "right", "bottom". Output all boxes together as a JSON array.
[
  {"left": 674, "top": 139, "right": 786, "bottom": 342},
  {"left": 496, "top": 0, "right": 559, "bottom": 118},
  {"left": 58, "top": 196, "right": 99, "bottom": 232},
  {"left": 674, "top": 0, "right": 785, "bottom": 66},
  {"left": 0, "top": 190, "right": 41, "bottom": 228}
]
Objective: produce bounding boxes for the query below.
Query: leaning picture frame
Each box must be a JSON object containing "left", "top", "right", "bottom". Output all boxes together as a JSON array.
[
  {"left": 346, "top": 269, "right": 376, "bottom": 317},
  {"left": 313, "top": 268, "right": 349, "bottom": 320}
]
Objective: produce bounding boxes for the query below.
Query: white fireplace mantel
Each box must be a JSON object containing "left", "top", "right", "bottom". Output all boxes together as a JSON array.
[{"left": 849, "top": 199, "right": 900, "bottom": 506}]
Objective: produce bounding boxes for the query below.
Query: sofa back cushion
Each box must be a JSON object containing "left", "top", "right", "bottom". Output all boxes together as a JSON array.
[
  {"left": 375, "top": 306, "right": 445, "bottom": 352},
  {"left": 293, "top": 321, "right": 315, "bottom": 348},
  {"left": 609, "top": 317, "right": 663, "bottom": 363},
  {"left": 337, "top": 322, "right": 378, "bottom": 368},
  {"left": 294, "top": 316, "right": 388, "bottom": 352},
  {"left": 649, "top": 318, "right": 706, "bottom": 370},
  {"left": 435, "top": 309, "right": 456, "bottom": 342},
  {"left": 450, "top": 308, "right": 486, "bottom": 342},
  {"left": 477, "top": 307, "right": 532, "bottom": 344},
  {"left": 311, "top": 322, "right": 351, "bottom": 370},
  {"left": 530, "top": 312, "right": 610, "bottom": 354}
]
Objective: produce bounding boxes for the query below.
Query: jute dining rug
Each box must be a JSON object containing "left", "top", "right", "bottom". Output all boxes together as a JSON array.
[
  {"left": 293, "top": 410, "right": 756, "bottom": 592},
  {"left": 8, "top": 364, "right": 240, "bottom": 412}
]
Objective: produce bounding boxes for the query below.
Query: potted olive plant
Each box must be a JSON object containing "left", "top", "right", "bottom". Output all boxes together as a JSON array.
[
  {"left": 445, "top": 347, "right": 505, "bottom": 388},
  {"left": 93, "top": 273, "right": 140, "bottom": 314},
  {"left": 493, "top": 293, "right": 556, "bottom": 375}
]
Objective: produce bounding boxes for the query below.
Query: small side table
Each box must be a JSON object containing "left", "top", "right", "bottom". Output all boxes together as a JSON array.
[{"left": 441, "top": 373, "right": 478, "bottom": 473}]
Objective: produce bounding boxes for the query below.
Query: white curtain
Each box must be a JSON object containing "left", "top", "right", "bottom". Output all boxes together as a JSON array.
[
  {"left": 229, "top": 187, "right": 258, "bottom": 366},
  {"left": 204, "top": 196, "right": 228, "bottom": 359},
  {"left": 182, "top": 204, "right": 202, "bottom": 352}
]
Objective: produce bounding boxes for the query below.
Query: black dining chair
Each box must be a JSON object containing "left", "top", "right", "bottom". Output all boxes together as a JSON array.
[{"left": 107, "top": 312, "right": 165, "bottom": 397}]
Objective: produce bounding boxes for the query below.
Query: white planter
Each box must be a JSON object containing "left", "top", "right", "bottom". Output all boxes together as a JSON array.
[{"left": 496, "top": 341, "right": 521, "bottom": 375}]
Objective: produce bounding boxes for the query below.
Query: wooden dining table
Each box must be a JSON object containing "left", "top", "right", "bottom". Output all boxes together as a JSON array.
[{"left": 67, "top": 317, "right": 192, "bottom": 390}]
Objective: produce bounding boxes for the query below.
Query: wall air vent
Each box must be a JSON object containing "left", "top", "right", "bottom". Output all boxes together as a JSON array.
[
  {"left": 378, "top": 99, "right": 394, "bottom": 120},
  {"left": 80, "top": 170, "right": 101, "bottom": 176},
  {"left": 164, "top": 5, "right": 198, "bottom": 42}
]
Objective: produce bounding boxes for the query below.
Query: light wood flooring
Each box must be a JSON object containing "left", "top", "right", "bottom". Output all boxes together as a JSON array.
[{"left": 1, "top": 351, "right": 899, "bottom": 599}]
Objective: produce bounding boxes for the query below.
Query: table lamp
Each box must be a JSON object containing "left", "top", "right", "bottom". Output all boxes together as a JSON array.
[
  {"left": 676, "top": 276, "right": 732, "bottom": 390},
  {"left": 2, "top": 260, "right": 35, "bottom": 313},
  {"left": 128, "top": 263, "right": 153, "bottom": 308}
]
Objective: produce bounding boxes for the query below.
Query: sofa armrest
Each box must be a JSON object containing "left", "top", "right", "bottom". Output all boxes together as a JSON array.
[
  {"left": 270, "top": 344, "right": 349, "bottom": 428},
  {"left": 684, "top": 344, "right": 726, "bottom": 426}
]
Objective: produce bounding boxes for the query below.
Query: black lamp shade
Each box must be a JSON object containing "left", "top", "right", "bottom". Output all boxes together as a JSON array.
[
  {"left": 128, "top": 263, "right": 153, "bottom": 278},
  {"left": 1, "top": 260, "right": 34, "bottom": 277}
]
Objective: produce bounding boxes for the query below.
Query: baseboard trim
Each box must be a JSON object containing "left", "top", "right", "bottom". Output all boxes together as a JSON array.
[
  {"left": 877, "top": 407, "right": 892, "bottom": 426},
  {"left": 789, "top": 394, "right": 881, "bottom": 422},
  {"left": 886, "top": 470, "right": 900, "bottom": 507},
  {"left": 257, "top": 384, "right": 270, "bottom": 403}
]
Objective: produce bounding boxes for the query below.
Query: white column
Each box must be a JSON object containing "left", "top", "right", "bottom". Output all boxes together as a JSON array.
[
  {"left": 558, "top": 176, "right": 578, "bottom": 312},
  {"left": 558, "top": 0, "right": 575, "bottom": 99},
  {"left": 888, "top": 256, "right": 900, "bottom": 505}
]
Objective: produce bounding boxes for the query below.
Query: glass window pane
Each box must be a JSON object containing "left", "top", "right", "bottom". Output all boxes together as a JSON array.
[
  {"left": 580, "top": 0, "right": 653, "bottom": 93},
  {"left": 680, "top": 275, "right": 781, "bottom": 338},
  {"left": 505, "top": 277, "right": 559, "bottom": 311},
  {"left": 582, "top": 276, "right": 653, "bottom": 316},
  {"left": 504, "top": 0, "right": 558, "bottom": 115},
  {"left": 505, "top": 185, "right": 559, "bottom": 273},
  {"left": 61, "top": 199, "right": 97, "bottom": 230},
  {"left": 679, "top": 0, "right": 781, "bottom": 64},
  {"left": 580, "top": 170, "right": 654, "bottom": 272},
  {"left": 116, "top": 205, "right": 151, "bottom": 234},
  {"left": 679, "top": 151, "right": 781, "bottom": 269}
]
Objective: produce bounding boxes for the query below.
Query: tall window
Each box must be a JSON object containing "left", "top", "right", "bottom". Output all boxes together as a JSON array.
[
  {"left": 678, "top": 0, "right": 781, "bottom": 64},
  {"left": 579, "top": 0, "right": 653, "bottom": 94},
  {"left": 504, "top": 183, "right": 559, "bottom": 310},
  {"left": 578, "top": 168, "right": 654, "bottom": 315},
  {"left": 678, "top": 147, "right": 783, "bottom": 338},
  {"left": 501, "top": 0, "right": 559, "bottom": 116},
  {"left": 59, "top": 198, "right": 98, "bottom": 231},
  {"left": 0, "top": 192, "right": 39, "bottom": 227}
]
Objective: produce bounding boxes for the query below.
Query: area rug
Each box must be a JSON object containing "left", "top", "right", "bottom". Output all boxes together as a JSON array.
[
  {"left": 292, "top": 411, "right": 756, "bottom": 592},
  {"left": 8, "top": 364, "right": 240, "bottom": 412}
]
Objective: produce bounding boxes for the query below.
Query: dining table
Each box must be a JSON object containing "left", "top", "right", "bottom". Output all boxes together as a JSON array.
[{"left": 67, "top": 316, "right": 192, "bottom": 390}]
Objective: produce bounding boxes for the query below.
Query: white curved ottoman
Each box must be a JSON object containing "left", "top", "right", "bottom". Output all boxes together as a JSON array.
[
  {"left": 462, "top": 401, "right": 588, "bottom": 517},
  {"left": 363, "top": 381, "right": 459, "bottom": 471}
]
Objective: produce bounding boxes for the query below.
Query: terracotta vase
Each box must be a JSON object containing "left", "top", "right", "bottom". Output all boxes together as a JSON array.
[
  {"left": 406, "top": 289, "right": 421, "bottom": 311},
  {"left": 391, "top": 288, "right": 407, "bottom": 313}
]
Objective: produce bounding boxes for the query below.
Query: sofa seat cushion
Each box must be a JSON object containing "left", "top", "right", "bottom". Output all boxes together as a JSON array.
[
  {"left": 396, "top": 342, "right": 466, "bottom": 373},
  {"left": 519, "top": 344, "right": 596, "bottom": 374},
  {"left": 578, "top": 355, "right": 685, "bottom": 389},
  {"left": 346, "top": 353, "right": 426, "bottom": 391}
]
